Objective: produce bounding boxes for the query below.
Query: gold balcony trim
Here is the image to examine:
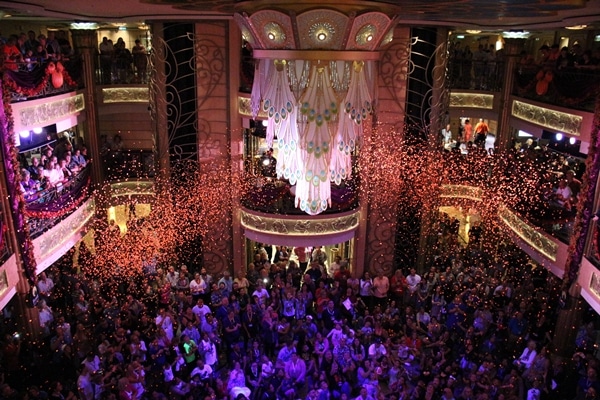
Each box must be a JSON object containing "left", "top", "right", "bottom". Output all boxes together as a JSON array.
[
  {"left": 18, "top": 93, "right": 85, "bottom": 128},
  {"left": 449, "top": 92, "right": 494, "bottom": 110},
  {"left": 240, "top": 208, "right": 360, "bottom": 236},
  {"left": 498, "top": 204, "right": 558, "bottom": 261},
  {"left": 102, "top": 87, "right": 150, "bottom": 104},
  {"left": 439, "top": 184, "right": 483, "bottom": 201},
  {"left": 511, "top": 99, "right": 582, "bottom": 136},
  {"left": 110, "top": 181, "right": 155, "bottom": 197}
]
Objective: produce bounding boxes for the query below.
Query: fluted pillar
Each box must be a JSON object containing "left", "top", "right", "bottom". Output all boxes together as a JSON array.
[
  {"left": 70, "top": 29, "right": 104, "bottom": 191},
  {"left": 496, "top": 38, "right": 525, "bottom": 150}
]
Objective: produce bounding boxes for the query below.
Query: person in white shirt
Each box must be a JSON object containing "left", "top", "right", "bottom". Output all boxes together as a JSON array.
[
  {"left": 550, "top": 179, "right": 573, "bottom": 209},
  {"left": 406, "top": 269, "right": 421, "bottom": 293},
  {"left": 189, "top": 273, "right": 207, "bottom": 302},
  {"left": 165, "top": 266, "right": 179, "bottom": 287},
  {"left": 328, "top": 255, "right": 342, "bottom": 278},
  {"left": 514, "top": 340, "right": 537, "bottom": 370},
  {"left": 199, "top": 333, "right": 218, "bottom": 368},
  {"left": 37, "top": 272, "right": 54, "bottom": 302},
  {"left": 367, "top": 339, "right": 387, "bottom": 360},
  {"left": 252, "top": 281, "right": 270, "bottom": 306},
  {"left": 441, "top": 124, "right": 452, "bottom": 147},
  {"left": 192, "top": 298, "right": 211, "bottom": 323},
  {"left": 190, "top": 359, "right": 213, "bottom": 382}
]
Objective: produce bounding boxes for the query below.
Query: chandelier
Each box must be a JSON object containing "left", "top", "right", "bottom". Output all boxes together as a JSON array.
[{"left": 235, "top": 8, "right": 396, "bottom": 215}]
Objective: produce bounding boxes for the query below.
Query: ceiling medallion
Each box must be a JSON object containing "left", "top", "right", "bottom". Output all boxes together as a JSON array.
[
  {"left": 309, "top": 22, "right": 335, "bottom": 45},
  {"left": 263, "top": 22, "right": 286, "bottom": 44}
]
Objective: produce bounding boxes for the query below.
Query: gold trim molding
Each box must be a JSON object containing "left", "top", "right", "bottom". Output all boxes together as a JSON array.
[
  {"left": 449, "top": 92, "right": 494, "bottom": 110},
  {"left": 110, "top": 180, "right": 155, "bottom": 197},
  {"left": 34, "top": 197, "right": 95, "bottom": 263},
  {"left": 102, "top": 87, "right": 150, "bottom": 104},
  {"left": 241, "top": 208, "right": 360, "bottom": 236},
  {"left": 19, "top": 93, "right": 85, "bottom": 127},
  {"left": 439, "top": 184, "right": 483, "bottom": 201},
  {"left": 511, "top": 100, "right": 582, "bottom": 136},
  {"left": 498, "top": 204, "right": 558, "bottom": 261},
  {"left": 238, "top": 96, "right": 267, "bottom": 119}
]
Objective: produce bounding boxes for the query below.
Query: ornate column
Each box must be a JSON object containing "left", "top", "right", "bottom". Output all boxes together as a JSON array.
[
  {"left": 416, "top": 28, "right": 449, "bottom": 271},
  {"left": 360, "top": 25, "right": 412, "bottom": 276},
  {"left": 194, "top": 21, "right": 234, "bottom": 275},
  {"left": 149, "top": 23, "right": 170, "bottom": 180},
  {"left": 496, "top": 38, "right": 525, "bottom": 150},
  {"left": 70, "top": 29, "right": 103, "bottom": 189},
  {"left": 229, "top": 24, "right": 246, "bottom": 277}
]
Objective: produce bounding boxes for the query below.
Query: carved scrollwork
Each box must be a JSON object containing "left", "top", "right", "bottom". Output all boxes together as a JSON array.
[{"left": 511, "top": 100, "right": 582, "bottom": 136}]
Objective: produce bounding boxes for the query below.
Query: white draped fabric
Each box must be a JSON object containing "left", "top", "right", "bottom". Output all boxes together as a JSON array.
[
  {"left": 296, "top": 65, "right": 338, "bottom": 215},
  {"left": 251, "top": 59, "right": 375, "bottom": 215},
  {"left": 261, "top": 61, "right": 302, "bottom": 184}
]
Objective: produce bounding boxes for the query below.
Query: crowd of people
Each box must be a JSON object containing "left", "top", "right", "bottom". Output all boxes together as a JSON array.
[
  {"left": 17, "top": 134, "right": 89, "bottom": 203},
  {"left": 98, "top": 36, "right": 148, "bottom": 84},
  {"left": 0, "top": 29, "right": 148, "bottom": 85},
  {"left": 0, "top": 228, "right": 598, "bottom": 400},
  {"left": 1, "top": 30, "right": 72, "bottom": 72}
]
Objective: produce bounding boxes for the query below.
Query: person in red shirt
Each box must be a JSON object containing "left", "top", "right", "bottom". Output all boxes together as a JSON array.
[
  {"left": 2, "top": 36, "right": 23, "bottom": 71},
  {"left": 390, "top": 269, "right": 407, "bottom": 305}
]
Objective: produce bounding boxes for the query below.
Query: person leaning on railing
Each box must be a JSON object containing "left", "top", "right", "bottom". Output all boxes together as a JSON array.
[
  {"left": 1, "top": 36, "right": 23, "bottom": 71},
  {"left": 19, "top": 168, "right": 41, "bottom": 201}
]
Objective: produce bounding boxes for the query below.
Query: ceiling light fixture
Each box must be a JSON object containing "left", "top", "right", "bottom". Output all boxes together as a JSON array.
[
  {"left": 502, "top": 31, "right": 530, "bottom": 39},
  {"left": 466, "top": 30, "right": 481, "bottom": 34},
  {"left": 317, "top": 32, "right": 327, "bottom": 41},
  {"left": 71, "top": 22, "right": 99, "bottom": 30},
  {"left": 565, "top": 25, "right": 587, "bottom": 30}
]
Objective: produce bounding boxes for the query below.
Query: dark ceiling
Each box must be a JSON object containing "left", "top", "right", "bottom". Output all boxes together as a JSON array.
[{"left": 0, "top": 0, "right": 599, "bottom": 30}]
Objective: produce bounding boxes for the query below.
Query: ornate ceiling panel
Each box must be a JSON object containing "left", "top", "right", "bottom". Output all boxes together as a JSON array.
[
  {"left": 296, "top": 9, "right": 349, "bottom": 50},
  {"left": 346, "top": 12, "right": 393, "bottom": 51},
  {"left": 247, "top": 10, "right": 295, "bottom": 50}
]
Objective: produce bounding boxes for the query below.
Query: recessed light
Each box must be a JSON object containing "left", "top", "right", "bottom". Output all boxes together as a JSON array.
[
  {"left": 366, "top": 34, "right": 373, "bottom": 42},
  {"left": 566, "top": 25, "right": 587, "bottom": 30},
  {"left": 317, "top": 32, "right": 327, "bottom": 41},
  {"left": 268, "top": 32, "right": 275, "bottom": 40}
]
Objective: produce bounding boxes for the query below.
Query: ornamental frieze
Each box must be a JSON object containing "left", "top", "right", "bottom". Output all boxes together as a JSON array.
[
  {"left": 511, "top": 100, "right": 582, "bottom": 136},
  {"left": 241, "top": 209, "right": 359, "bottom": 236},
  {"left": 102, "top": 87, "right": 150, "bottom": 103},
  {"left": 498, "top": 205, "right": 558, "bottom": 261},
  {"left": 449, "top": 92, "right": 494, "bottom": 110},
  {"left": 19, "top": 93, "right": 85, "bottom": 128}
]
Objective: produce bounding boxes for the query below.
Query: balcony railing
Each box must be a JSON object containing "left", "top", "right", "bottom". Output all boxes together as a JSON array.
[
  {"left": 102, "top": 149, "right": 155, "bottom": 181},
  {"left": 447, "top": 59, "right": 505, "bottom": 92},
  {"left": 439, "top": 149, "right": 575, "bottom": 244},
  {"left": 25, "top": 165, "right": 91, "bottom": 239},
  {"left": 513, "top": 65, "right": 600, "bottom": 112},
  {"left": 95, "top": 54, "right": 150, "bottom": 85},
  {"left": 3, "top": 59, "right": 82, "bottom": 102}
]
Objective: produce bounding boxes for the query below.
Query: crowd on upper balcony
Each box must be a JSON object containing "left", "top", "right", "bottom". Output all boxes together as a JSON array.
[
  {"left": 17, "top": 133, "right": 89, "bottom": 203},
  {"left": 0, "top": 30, "right": 73, "bottom": 72},
  {"left": 98, "top": 36, "right": 148, "bottom": 84},
  {"left": 520, "top": 43, "right": 600, "bottom": 71},
  {"left": 448, "top": 43, "right": 506, "bottom": 90}
]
